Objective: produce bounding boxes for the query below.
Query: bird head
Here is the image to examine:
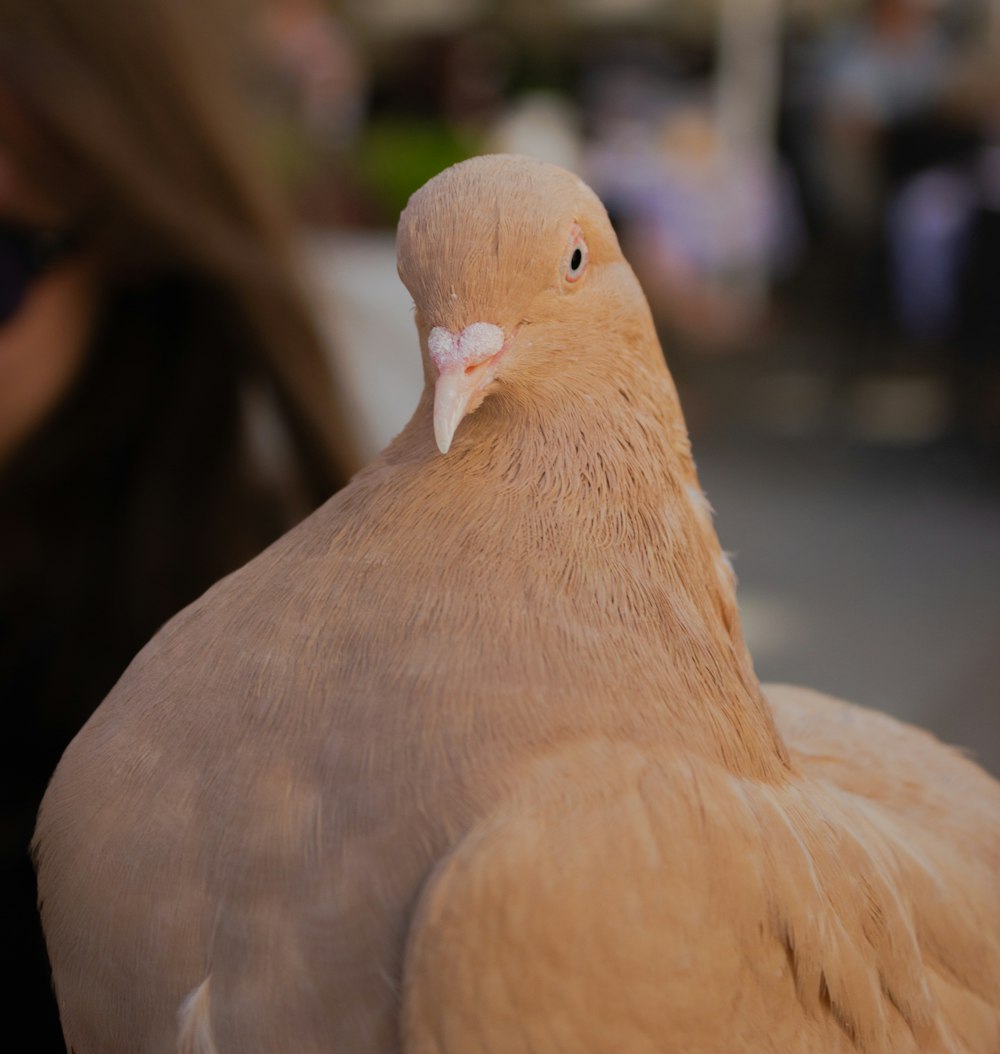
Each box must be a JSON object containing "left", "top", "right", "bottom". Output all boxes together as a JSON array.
[{"left": 397, "top": 154, "right": 649, "bottom": 454}]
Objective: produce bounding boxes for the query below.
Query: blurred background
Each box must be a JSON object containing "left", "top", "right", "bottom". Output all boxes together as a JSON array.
[{"left": 252, "top": 0, "right": 1000, "bottom": 775}]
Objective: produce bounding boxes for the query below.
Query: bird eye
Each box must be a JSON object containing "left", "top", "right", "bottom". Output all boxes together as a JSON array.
[{"left": 563, "top": 224, "right": 588, "bottom": 284}]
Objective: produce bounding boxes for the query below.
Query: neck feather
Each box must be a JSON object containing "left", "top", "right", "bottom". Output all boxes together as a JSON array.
[{"left": 380, "top": 356, "right": 791, "bottom": 780}]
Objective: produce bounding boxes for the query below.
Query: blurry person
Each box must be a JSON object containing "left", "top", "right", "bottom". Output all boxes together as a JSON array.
[
  {"left": 256, "top": 0, "right": 372, "bottom": 225},
  {"left": 0, "top": 0, "right": 359, "bottom": 1046},
  {"left": 261, "top": 0, "right": 366, "bottom": 149},
  {"left": 586, "top": 96, "right": 802, "bottom": 350},
  {"left": 812, "top": 0, "right": 953, "bottom": 235}
]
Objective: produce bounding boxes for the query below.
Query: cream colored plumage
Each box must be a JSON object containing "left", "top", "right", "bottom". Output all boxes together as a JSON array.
[{"left": 34, "top": 155, "right": 1000, "bottom": 1054}]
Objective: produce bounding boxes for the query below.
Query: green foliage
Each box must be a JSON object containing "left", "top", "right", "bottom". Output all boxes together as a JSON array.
[{"left": 356, "top": 118, "right": 482, "bottom": 226}]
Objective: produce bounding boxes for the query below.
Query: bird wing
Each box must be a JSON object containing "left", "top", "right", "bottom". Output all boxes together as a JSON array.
[
  {"left": 766, "top": 683, "right": 1000, "bottom": 1049},
  {"left": 764, "top": 682, "right": 1000, "bottom": 831},
  {"left": 34, "top": 532, "right": 434, "bottom": 1054},
  {"left": 400, "top": 732, "right": 999, "bottom": 1054}
]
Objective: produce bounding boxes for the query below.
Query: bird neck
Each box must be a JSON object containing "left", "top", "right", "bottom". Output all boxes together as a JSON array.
[
  {"left": 515, "top": 365, "right": 791, "bottom": 779},
  {"left": 393, "top": 354, "right": 792, "bottom": 781}
]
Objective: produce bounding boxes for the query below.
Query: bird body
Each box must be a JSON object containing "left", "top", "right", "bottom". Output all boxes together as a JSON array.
[{"left": 34, "top": 156, "right": 1000, "bottom": 1053}]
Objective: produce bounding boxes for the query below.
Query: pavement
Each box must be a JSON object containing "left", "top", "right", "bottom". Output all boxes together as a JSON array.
[
  {"left": 306, "top": 231, "right": 1000, "bottom": 778},
  {"left": 695, "top": 433, "right": 1000, "bottom": 779}
]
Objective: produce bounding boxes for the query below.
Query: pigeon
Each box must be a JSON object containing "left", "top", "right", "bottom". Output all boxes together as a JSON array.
[{"left": 34, "top": 154, "right": 1000, "bottom": 1053}]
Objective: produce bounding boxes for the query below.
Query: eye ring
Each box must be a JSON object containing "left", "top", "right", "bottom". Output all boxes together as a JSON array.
[{"left": 563, "top": 224, "right": 588, "bottom": 285}]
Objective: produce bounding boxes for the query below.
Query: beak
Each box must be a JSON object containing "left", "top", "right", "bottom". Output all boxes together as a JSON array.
[
  {"left": 433, "top": 362, "right": 493, "bottom": 455},
  {"left": 428, "top": 322, "right": 508, "bottom": 454}
]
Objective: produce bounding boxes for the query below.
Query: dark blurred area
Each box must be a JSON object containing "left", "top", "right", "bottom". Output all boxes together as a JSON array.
[{"left": 2, "top": 0, "right": 998, "bottom": 1049}]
